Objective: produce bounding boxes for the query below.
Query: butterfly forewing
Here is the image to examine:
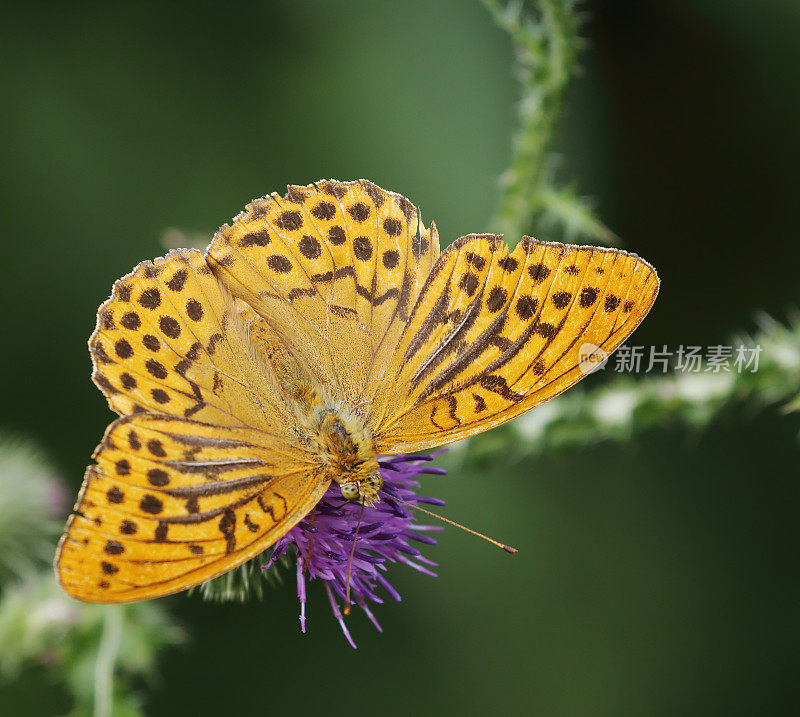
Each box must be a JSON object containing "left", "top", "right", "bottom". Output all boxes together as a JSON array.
[
  {"left": 374, "top": 235, "right": 659, "bottom": 452},
  {"left": 56, "top": 414, "right": 328, "bottom": 602},
  {"left": 89, "top": 248, "right": 295, "bottom": 433},
  {"left": 205, "top": 180, "right": 439, "bottom": 407}
]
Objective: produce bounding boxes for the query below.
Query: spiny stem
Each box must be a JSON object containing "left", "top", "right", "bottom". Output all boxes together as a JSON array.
[{"left": 482, "top": 0, "right": 613, "bottom": 244}]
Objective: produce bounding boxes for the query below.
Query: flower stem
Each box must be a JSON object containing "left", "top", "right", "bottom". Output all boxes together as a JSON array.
[{"left": 93, "top": 606, "right": 124, "bottom": 717}]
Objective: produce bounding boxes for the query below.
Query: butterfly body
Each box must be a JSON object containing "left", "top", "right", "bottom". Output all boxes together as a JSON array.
[
  {"left": 300, "top": 386, "right": 381, "bottom": 506},
  {"left": 257, "top": 330, "right": 382, "bottom": 505},
  {"left": 55, "top": 179, "right": 659, "bottom": 603}
]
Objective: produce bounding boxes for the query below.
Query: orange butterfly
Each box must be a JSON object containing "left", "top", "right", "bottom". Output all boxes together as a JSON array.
[{"left": 55, "top": 179, "right": 659, "bottom": 602}]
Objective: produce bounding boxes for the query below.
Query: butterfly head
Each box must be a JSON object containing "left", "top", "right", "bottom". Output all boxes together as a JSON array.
[
  {"left": 339, "top": 473, "right": 383, "bottom": 507},
  {"left": 312, "top": 404, "right": 382, "bottom": 506}
]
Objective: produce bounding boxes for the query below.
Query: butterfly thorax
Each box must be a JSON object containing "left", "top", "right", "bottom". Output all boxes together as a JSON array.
[
  {"left": 309, "top": 404, "right": 382, "bottom": 506},
  {"left": 283, "top": 372, "right": 381, "bottom": 505}
]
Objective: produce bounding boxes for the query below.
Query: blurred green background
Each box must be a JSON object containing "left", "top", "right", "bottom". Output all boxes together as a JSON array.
[{"left": 2, "top": 0, "right": 800, "bottom": 714}]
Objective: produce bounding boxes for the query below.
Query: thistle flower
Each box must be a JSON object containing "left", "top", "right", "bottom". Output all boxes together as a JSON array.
[{"left": 266, "top": 453, "right": 447, "bottom": 648}]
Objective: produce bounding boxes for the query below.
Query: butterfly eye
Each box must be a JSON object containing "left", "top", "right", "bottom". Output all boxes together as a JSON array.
[{"left": 340, "top": 482, "right": 360, "bottom": 501}]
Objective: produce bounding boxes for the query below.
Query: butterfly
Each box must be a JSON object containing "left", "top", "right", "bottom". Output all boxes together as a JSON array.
[{"left": 55, "top": 179, "right": 659, "bottom": 602}]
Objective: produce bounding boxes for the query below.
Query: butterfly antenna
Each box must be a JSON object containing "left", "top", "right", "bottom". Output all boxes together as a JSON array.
[
  {"left": 303, "top": 507, "right": 316, "bottom": 577},
  {"left": 343, "top": 500, "right": 366, "bottom": 616},
  {"left": 392, "top": 495, "right": 518, "bottom": 554}
]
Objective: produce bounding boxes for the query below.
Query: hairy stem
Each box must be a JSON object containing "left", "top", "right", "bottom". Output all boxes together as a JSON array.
[{"left": 482, "top": 0, "right": 613, "bottom": 244}]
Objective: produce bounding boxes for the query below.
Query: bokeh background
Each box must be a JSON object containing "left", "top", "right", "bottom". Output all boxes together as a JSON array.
[{"left": 2, "top": 0, "right": 800, "bottom": 714}]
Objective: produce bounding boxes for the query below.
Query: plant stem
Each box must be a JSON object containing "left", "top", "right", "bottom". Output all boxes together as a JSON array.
[
  {"left": 482, "top": 0, "right": 613, "bottom": 244},
  {"left": 93, "top": 606, "right": 123, "bottom": 717}
]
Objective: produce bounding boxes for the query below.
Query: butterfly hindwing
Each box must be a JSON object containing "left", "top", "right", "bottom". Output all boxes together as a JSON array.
[
  {"left": 55, "top": 414, "right": 329, "bottom": 602},
  {"left": 373, "top": 234, "right": 660, "bottom": 452}
]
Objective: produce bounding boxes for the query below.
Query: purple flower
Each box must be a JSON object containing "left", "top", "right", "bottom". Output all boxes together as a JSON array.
[{"left": 265, "top": 453, "right": 447, "bottom": 648}]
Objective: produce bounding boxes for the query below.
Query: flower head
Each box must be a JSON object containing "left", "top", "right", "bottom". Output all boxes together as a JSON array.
[{"left": 266, "top": 453, "right": 447, "bottom": 648}]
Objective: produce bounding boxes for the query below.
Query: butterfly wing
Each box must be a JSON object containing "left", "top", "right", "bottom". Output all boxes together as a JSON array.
[
  {"left": 58, "top": 248, "right": 329, "bottom": 601},
  {"left": 89, "top": 247, "right": 295, "bottom": 432},
  {"left": 56, "top": 414, "right": 328, "bottom": 602},
  {"left": 371, "top": 234, "right": 659, "bottom": 452},
  {"left": 205, "top": 179, "right": 439, "bottom": 407}
]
